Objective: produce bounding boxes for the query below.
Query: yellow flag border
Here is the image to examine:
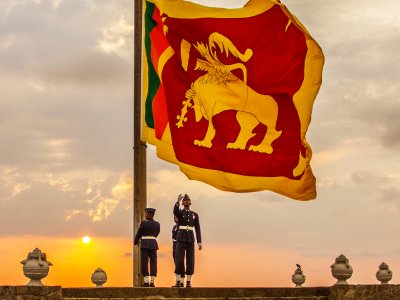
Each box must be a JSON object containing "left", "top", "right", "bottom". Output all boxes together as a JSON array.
[
  {"left": 143, "top": 125, "right": 316, "bottom": 200},
  {"left": 148, "top": 0, "right": 275, "bottom": 19}
]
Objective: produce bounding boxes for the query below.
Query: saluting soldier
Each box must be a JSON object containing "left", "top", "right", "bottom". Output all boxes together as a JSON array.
[
  {"left": 134, "top": 208, "right": 160, "bottom": 287},
  {"left": 172, "top": 194, "right": 202, "bottom": 288}
]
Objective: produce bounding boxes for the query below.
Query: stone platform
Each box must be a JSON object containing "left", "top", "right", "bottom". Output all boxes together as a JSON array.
[{"left": 1, "top": 285, "right": 400, "bottom": 300}]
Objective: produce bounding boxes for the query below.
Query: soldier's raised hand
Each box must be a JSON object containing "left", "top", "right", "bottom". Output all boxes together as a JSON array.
[{"left": 177, "top": 194, "right": 184, "bottom": 203}]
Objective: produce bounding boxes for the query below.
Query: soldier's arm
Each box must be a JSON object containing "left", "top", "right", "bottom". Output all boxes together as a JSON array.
[
  {"left": 173, "top": 202, "right": 180, "bottom": 216},
  {"left": 133, "top": 222, "right": 143, "bottom": 245},
  {"left": 173, "top": 195, "right": 183, "bottom": 218},
  {"left": 155, "top": 222, "right": 161, "bottom": 250},
  {"left": 194, "top": 213, "right": 202, "bottom": 250},
  {"left": 155, "top": 222, "right": 160, "bottom": 237}
]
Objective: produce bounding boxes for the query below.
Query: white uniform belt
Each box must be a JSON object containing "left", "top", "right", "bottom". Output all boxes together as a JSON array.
[
  {"left": 179, "top": 225, "right": 194, "bottom": 230},
  {"left": 141, "top": 236, "right": 156, "bottom": 240}
]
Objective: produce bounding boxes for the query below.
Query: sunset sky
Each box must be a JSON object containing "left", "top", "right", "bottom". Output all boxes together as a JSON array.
[{"left": 1, "top": 0, "right": 400, "bottom": 288}]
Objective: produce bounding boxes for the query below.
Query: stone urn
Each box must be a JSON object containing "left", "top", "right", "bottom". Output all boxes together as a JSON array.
[
  {"left": 330, "top": 254, "right": 353, "bottom": 285},
  {"left": 291, "top": 264, "right": 306, "bottom": 287},
  {"left": 376, "top": 262, "right": 392, "bottom": 284},
  {"left": 20, "top": 248, "right": 53, "bottom": 286},
  {"left": 91, "top": 268, "right": 107, "bottom": 287}
]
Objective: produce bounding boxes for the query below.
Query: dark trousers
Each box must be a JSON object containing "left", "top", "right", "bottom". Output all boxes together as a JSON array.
[
  {"left": 140, "top": 248, "right": 157, "bottom": 276},
  {"left": 173, "top": 241, "right": 185, "bottom": 277},
  {"left": 174, "top": 241, "right": 194, "bottom": 275}
]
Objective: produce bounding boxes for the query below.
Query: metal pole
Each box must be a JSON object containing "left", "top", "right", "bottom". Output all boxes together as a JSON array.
[{"left": 133, "top": 0, "right": 146, "bottom": 287}]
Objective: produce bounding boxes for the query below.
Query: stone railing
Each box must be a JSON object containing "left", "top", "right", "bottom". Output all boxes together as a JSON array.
[
  {"left": 4, "top": 249, "right": 398, "bottom": 299},
  {"left": 2, "top": 285, "right": 400, "bottom": 300},
  {"left": 0, "top": 286, "right": 61, "bottom": 300}
]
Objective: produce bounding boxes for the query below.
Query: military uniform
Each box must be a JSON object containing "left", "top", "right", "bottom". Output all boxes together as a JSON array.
[
  {"left": 172, "top": 223, "right": 179, "bottom": 262},
  {"left": 173, "top": 199, "right": 202, "bottom": 278},
  {"left": 172, "top": 223, "right": 185, "bottom": 280},
  {"left": 134, "top": 208, "right": 160, "bottom": 286}
]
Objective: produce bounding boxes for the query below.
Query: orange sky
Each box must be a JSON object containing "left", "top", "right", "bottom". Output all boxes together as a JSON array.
[{"left": 2, "top": 236, "right": 398, "bottom": 287}]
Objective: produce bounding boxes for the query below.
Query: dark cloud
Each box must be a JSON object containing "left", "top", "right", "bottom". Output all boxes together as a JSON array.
[
  {"left": 0, "top": 87, "right": 133, "bottom": 171},
  {"left": 290, "top": 0, "right": 400, "bottom": 154},
  {"left": 351, "top": 171, "right": 390, "bottom": 186},
  {"left": 0, "top": 0, "right": 133, "bottom": 85},
  {"left": 0, "top": 2, "right": 133, "bottom": 183},
  {"left": 309, "top": 79, "right": 400, "bottom": 152},
  {"left": 37, "top": 51, "right": 131, "bottom": 85},
  {"left": 377, "top": 186, "right": 400, "bottom": 206}
]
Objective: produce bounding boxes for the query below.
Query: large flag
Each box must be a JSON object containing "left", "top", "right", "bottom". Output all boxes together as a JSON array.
[{"left": 142, "top": 0, "right": 324, "bottom": 200}]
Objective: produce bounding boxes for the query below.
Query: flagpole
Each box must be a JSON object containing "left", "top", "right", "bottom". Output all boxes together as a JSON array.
[{"left": 133, "top": 0, "right": 146, "bottom": 287}]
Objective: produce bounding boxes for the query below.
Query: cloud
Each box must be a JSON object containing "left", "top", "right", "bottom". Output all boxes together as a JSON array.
[
  {"left": 97, "top": 15, "right": 133, "bottom": 59},
  {"left": 0, "top": 0, "right": 137, "bottom": 240},
  {"left": 309, "top": 78, "right": 400, "bottom": 155},
  {"left": 298, "top": 0, "right": 400, "bottom": 156},
  {"left": 0, "top": 0, "right": 133, "bottom": 85},
  {"left": 351, "top": 171, "right": 390, "bottom": 186},
  {"left": 376, "top": 186, "right": 400, "bottom": 213},
  {"left": 0, "top": 169, "right": 133, "bottom": 237},
  {"left": 0, "top": 77, "right": 133, "bottom": 171},
  {"left": 38, "top": 51, "right": 132, "bottom": 85},
  {"left": 0, "top": 168, "right": 30, "bottom": 201}
]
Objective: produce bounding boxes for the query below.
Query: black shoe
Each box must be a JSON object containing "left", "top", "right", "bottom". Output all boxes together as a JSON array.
[
  {"left": 186, "top": 281, "right": 191, "bottom": 288},
  {"left": 143, "top": 282, "right": 149, "bottom": 287},
  {"left": 171, "top": 281, "right": 182, "bottom": 288},
  {"left": 149, "top": 282, "right": 155, "bottom": 287}
]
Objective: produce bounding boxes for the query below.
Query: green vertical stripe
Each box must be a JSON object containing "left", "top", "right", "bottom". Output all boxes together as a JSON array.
[{"left": 144, "top": 1, "right": 160, "bottom": 129}]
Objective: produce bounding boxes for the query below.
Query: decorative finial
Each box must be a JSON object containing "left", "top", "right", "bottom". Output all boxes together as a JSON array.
[
  {"left": 292, "top": 264, "right": 305, "bottom": 288},
  {"left": 20, "top": 248, "right": 52, "bottom": 286},
  {"left": 330, "top": 254, "right": 353, "bottom": 285},
  {"left": 91, "top": 268, "right": 108, "bottom": 287}
]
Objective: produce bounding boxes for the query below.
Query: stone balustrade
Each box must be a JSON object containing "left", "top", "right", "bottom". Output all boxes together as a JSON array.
[
  {"left": 2, "top": 285, "right": 400, "bottom": 300},
  {"left": 7, "top": 249, "right": 398, "bottom": 299}
]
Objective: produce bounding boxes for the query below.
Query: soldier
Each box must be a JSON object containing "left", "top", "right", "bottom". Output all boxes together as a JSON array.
[
  {"left": 172, "top": 216, "right": 185, "bottom": 285},
  {"left": 172, "top": 194, "right": 202, "bottom": 288},
  {"left": 134, "top": 208, "right": 160, "bottom": 287}
]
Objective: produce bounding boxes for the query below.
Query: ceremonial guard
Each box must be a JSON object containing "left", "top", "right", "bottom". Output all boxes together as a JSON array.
[
  {"left": 172, "top": 194, "right": 202, "bottom": 288},
  {"left": 134, "top": 208, "right": 160, "bottom": 287},
  {"left": 172, "top": 216, "right": 185, "bottom": 283}
]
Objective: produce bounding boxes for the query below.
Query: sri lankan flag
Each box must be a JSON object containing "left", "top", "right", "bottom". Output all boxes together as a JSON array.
[{"left": 142, "top": 0, "right": 324, "bottom": 200}]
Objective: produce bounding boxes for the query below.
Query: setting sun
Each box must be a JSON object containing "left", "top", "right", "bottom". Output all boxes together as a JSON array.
[{"left": 81, "top": 236, "right": 91, "bottom": 244}]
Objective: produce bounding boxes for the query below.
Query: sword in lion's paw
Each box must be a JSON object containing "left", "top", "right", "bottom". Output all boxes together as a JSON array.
[
  {"left": 176, "top": 86, "right": 195, "bottom": 128},
  {"left": 176, "top": 98, "right": 192, "bottom": 128}
]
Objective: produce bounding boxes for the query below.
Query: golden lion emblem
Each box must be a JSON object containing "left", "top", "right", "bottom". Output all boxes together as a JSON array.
[{"left": 176, "top": 32, "right": 282, "bottom": 154}]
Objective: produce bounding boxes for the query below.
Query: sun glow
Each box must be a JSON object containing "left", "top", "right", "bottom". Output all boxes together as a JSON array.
[{"left": 82, "top": 236, "right": 91, "bottom": 244}]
